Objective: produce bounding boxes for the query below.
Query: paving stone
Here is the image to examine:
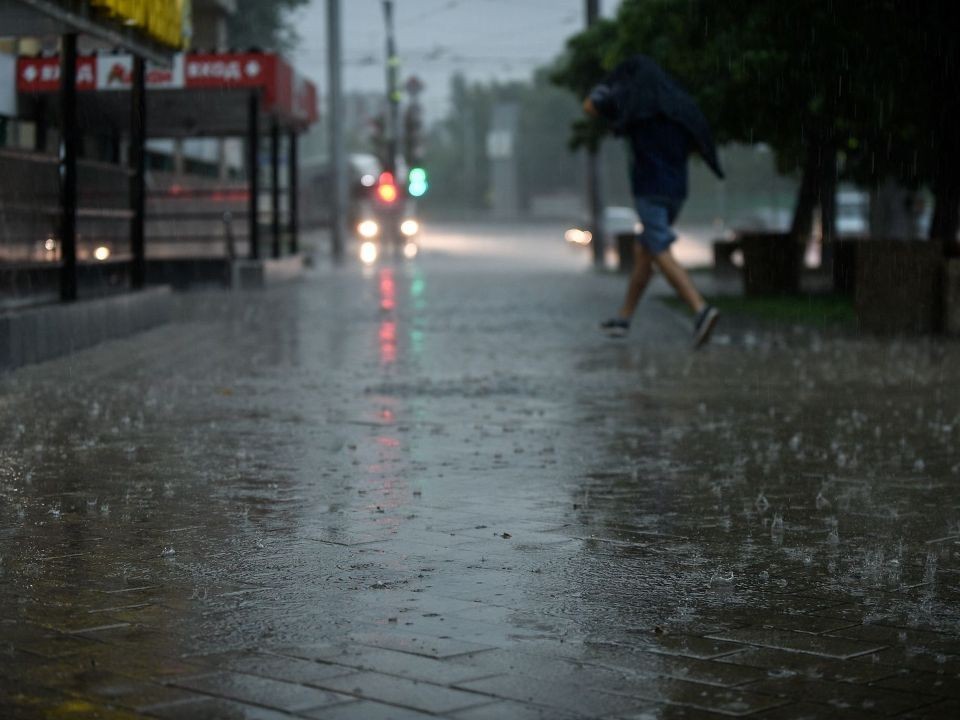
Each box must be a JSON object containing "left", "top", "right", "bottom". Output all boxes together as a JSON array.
[
  {"left": 169, "top": 671, "right": 352, "bottom": 713},
  {"left": 147, "top": 697, "right": 304, "bottom": 719},
  {"left": 349, "top": 630, "right": 497, "bottom": 659},
  {"left": 224, "top": 653, "right": 356, "bottom": 686},
  {"left": 457, "top": 672, "right": 785, "bottom": 717},
  {"left": 75, "top": 676, "right": 202, "bottom": 712},
  {"left": 293, "top": 644, "right": 501, "bottom": 685},
  {"left": 851, "top": 647, "right": 960, "bottom": 675},
  {"left": 611, "top": 709, "right": 725, "bottom": 720},
  {"left": 454, "top": 645, "right": 765, "bottom": 689},
  {"left": 302, "top": 699, "right": 436, "bottom": 720},
  {"left": 641, "top": 636, "right": 749, "bottom": 660},
  {"left": 869, "top": 669, "right": 960, "bottom": 700},
  {"left": 642, "top": 656, "right": 768, "bottom": 688},
  {"left": 747, "top": 701, "right": 881, "bottom": 719},
  {"left": 897, "top": 698, "right": 960, "bottom": 719},
  {"left": 611, "top": 677, "right": 791, "bottom": 716},
  {"left": 449, "top": 699, "right": 591, "bottom": 719},
  {"left": 7, "top": 628, "right": 100, "bottom": 659},
  {"left": 754, "top": 615, "right": 862, "bottom": 635},
  {"left": 745, "top": 677, "right": 941, "bottom": 716},
  {"left": 829, "top": 624, "right": 960, "bottom": 655},
  {"left": 715, "top": 646, "right": 898, "bottom": 683},
  {"left": 314, "top": 670, "right": 491, "bottom": 714},
  {"left": 706, "top": 628, "right": 886, "bottom": 659}
]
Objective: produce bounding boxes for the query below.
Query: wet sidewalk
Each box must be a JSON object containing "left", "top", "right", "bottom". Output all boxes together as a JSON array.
[{"left": 2, "top": 226, "right": 960, "bottom": 719}]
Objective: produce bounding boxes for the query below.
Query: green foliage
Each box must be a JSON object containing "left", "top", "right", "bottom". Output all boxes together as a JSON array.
[
  {"left": 664, "top": 293, "right": 855, "bottom": 328},
  {"left": 550, "top": 0, "right": 954, "bottom": 191},
  {"left": 228, "top": 0, "right": 310, "bottom": 52},
  {"left": 550, "top": 18, "right": 617, "bottom": 152}
]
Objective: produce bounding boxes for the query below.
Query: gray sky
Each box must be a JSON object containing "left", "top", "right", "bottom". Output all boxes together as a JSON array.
[{"left": 292, "top": 0, "right": 620, "bottom": 120}]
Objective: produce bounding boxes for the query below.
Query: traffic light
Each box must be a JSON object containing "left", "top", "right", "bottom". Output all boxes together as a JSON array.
[
  {"left": 408, "top": 167, "right": 428, "bottom": 198},
  {"left": 369, "top": 115, "right": 388, "bottom": 168},
  {"left": 403, "top": 102, "right": 424, "bottom": 167},
  {"left": 376, "top": 172, "right": 399, "bottom": 204}
]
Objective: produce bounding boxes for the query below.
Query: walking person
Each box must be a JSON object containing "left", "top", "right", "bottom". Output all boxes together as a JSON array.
[{"left": 585, "top": 55, "right": 724, "bottom": 347}]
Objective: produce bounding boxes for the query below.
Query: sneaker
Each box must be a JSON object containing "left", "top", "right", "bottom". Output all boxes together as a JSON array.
[
  {"left": 693, "top": 305, "right": 720, "bottom": 348},
  {"left": 600, "top": 318, "right": 630, "bottom": 338}
]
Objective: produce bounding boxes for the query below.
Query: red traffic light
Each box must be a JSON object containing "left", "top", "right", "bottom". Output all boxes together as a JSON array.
[{"left": 376, "top": 172, "right": 399, "bottom": 204}]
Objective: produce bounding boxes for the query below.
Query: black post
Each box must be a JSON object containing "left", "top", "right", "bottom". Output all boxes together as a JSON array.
[
  {"left": 35, "top": 97, "right": 48, "bottom": 152},
  {"left": 271, "top": 119, "right": 281, "bottom": 259},
  {"left": 585, "top": 0, "right": 606, "bottom": 268},
  {"left": 130, "top": 56, "right": 147, "bottom": 289},
  {"left": 247, "top": 91, "right": 260, "bottom": 260},
  {"left": 382, "top": 0, "right": 399, "bottom": 173},
  {"left": 289, "top": 130, "right": 299, "bottom": 255},
  {"left": 59, "top": 33, "right": 78, "bottom": 302}
]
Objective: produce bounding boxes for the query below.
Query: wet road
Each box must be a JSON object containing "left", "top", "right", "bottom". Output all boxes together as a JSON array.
[{"left": 2, "top": 222, "right": 960, "bottom": 719}]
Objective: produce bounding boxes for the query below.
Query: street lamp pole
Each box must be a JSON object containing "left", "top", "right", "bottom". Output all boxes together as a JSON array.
[
  {"left": 327, "top": 0, "right": 346, "bottom": 261},
  {"left": 586, "top": 0, "right": 606, "bottom": 268},
  {"left": 382, "top": 0, "right": 400, "bottom": 174}
]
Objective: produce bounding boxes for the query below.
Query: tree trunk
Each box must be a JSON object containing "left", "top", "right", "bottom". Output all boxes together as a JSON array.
[
  {"left": 928, "top": 48, "right": 960, "bottom": 256},
  {"left": 930, "top": 165, "right": 960, "bottom": 257},
  {"left": 819, "top": 142, "right": 838, "bottom": 247},
  {"left": 790, "top": 142, "right": 820, "bottom": 241}
]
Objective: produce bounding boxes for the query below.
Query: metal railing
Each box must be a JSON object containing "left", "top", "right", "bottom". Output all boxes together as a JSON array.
[
  {"left": 145, "top": 172, "right": 287, "bottom": 260},
  {"left": 1, "top": 148, "right": 133, "bottom": 306}
]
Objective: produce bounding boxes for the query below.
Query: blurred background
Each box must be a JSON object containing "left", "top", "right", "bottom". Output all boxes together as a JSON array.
[{"left": 1, "top": 1, "right": 957, "bottom": 337}]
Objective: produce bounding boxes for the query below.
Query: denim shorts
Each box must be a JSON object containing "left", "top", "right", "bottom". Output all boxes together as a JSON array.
[{"left": 634, "top": 196, "right": 683, "bottom": 255}]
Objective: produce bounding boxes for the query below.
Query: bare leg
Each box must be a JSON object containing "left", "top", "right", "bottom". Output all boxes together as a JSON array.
[
  {"left": 653, "top": 248, "right": 707, "bottom": 314},
  {"left": 618, "top": 247, "right": 654, "bottom": 319}
]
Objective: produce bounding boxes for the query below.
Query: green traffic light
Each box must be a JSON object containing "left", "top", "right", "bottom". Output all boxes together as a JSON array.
[{"left": 408, "top": 167, "right": 428, "bottom": 197}]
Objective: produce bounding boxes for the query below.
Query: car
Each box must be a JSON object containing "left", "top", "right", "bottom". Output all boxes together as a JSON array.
[{"left": 355, "top": 171, "right": 421, "bottom": 264}]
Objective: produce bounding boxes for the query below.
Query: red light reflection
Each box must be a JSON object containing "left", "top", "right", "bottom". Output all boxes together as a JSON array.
[
  {"left": 379, "top": 268, "right": 397, "bottom": 365},
  {"left": 379, "top": 268, "right": 395, "bottom": 311},
  {"left": 379, "top": 321, "right": 396, "bottom": 364}
]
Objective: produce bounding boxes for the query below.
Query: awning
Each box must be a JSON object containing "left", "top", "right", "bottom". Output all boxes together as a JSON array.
[
  {"left": 16, "top": 50, "right": 320, "bottom": 135},
  {"left": 0, "top": 0, "right": 180, "bottom": 65}
]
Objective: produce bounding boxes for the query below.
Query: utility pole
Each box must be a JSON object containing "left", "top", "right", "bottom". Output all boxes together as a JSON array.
[
  {"left": 586, "top": 0, "right": 606, "bottom": 267},
  {"left": 382, "top": 0, "right": 400, "bottom": 174},
  {"left": 327, "top": 0, "right": 346, "bottom": 261}
]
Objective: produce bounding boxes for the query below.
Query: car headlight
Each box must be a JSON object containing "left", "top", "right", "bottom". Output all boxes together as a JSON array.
[
  {"left": 400, "top": 219, "right": 420, "bottom": 237},
  {"left": 359, "top": 241, "right": 379, "bottom": 264},
  {"left": 358, "top": 220, "right": 379, "bottom": 239},
  {"left": 403, "top": 242, "right": 419, "bottom": 259},
  {"left": 564, "top": 228, "right": 592, "bottom": 245}
]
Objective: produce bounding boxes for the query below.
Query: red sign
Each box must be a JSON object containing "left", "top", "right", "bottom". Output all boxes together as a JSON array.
[
  {"left": 18, "top": 56, "right": 96, "bottom": 92},
  {"left": 16, "top": 52, "right": 319, "bottom": 127},
  {"left": 184, "top": 53, "right": 274, "bottom": 88}
]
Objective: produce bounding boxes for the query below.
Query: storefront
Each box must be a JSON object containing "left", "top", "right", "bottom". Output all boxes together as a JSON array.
[
  {"left": 12, "top": 49, "right": 318, "bottom": 292},
  {"left": 0, "top": 0, "right": 183, "bottom": 304}
]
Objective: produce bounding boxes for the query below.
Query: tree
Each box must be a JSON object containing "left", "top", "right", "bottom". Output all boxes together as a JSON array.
[
  {"left": 421, "top": 72, "right": 594, "bottom": 213},
  {"left": 551, "top": 0, "right": 960, "bottom": 254},
  {"left": 228, "top": 0, "right": 310, "bottom": 52},
  {"left": 549, "top": 18, "right": 618, "bottom": 153}
]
